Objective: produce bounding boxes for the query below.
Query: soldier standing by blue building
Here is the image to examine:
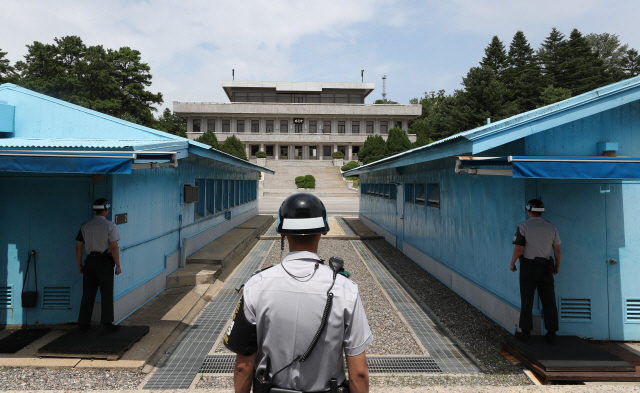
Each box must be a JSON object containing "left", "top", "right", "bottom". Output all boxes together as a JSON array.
[{"left": 510, "top": 199, "right": 562, "bottom": 345}]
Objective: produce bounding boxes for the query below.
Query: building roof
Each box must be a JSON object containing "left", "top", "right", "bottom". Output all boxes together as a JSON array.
[
  {"left": 221, "top": 80, "right": 375, "bottom": 100},
  {"left": 344, "top": 75, "right": 640, "bottom": 176}
]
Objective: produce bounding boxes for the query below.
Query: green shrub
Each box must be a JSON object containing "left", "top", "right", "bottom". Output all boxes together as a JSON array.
[
  {"left": 341, "top": 161, "right": 359, "bottom": 171},
  {"left": 297, "top": 182, "right": 305, "bottom": 188},
  {"left": 295, "top": 176, "right": 305, "bottom": 183},
  {"left": 304, "top": 181, "right": 315, "bottom": 188},
  {"left": 304, "top": 175, "right": 315, "bottom": 183},
  {"left": 255, "top": 151, "right": 266, "bottom": 158},
  {"left": 332, "top": 151, "right": 345, "bottom": 158},
  {"left": 353, "top": 179, "right": 359, "bottom": 188},
  {"left": 345, "top": 176, "right": 359, "bottom": 180}
]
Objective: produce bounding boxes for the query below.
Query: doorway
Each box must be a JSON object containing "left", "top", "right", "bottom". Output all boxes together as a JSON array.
[
  {"left": 294, "top": 146, "right": 303, "bottom": 160},
  {"left": 309, "top": 146, "right": 318, "bottom": 160},
  {"left": 280, "top": 146, "right": 288, "bottom": 159}
]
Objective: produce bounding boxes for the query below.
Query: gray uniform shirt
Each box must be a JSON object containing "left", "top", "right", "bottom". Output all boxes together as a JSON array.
[
  {"left": 243, "top": 251, "right": 373, "bottom": 392},
  {"left": 513, "top": 217, "right": 561, "bottom": 259},
  {"left": 76, "top": 216, "right": 120, "bottom": 253}
]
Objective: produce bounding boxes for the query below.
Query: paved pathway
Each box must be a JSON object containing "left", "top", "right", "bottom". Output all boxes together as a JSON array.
[{"left": 145, "top": 219, "right": 478, "bottom": 389}]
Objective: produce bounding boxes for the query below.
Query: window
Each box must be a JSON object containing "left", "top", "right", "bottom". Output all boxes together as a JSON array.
[
  {"left": 193, "top": 119, "right": 201, "bottom": 133},
  {"left": 321, "top": 93, "right": 334, "bottom": 103},
  {"left": 415, "top": 184, "right": 426, "bottom": 206},
  {"left": 394, "top": 120, "right": 402, "bottom": 129},
  {"left": 349, "top": 94, "right": 363, "bottom": 104},
  {"left": 323, "top": 146, "right": 332, "bottom": 157},
  {"left": 266, "top": 145, "right": 274, "bottom": 156},
  {"left": 207, "top": 119, "right": 215, "bottom": 132},
  {"left": 229, "top": 180, "right": 235, "bottom": 207},
  {"left": 222, "top": 120, "right": 230, "bottom": 133},
  {"left": 263, "top": 93, "right": 277, "bottom": 103},
  {"left": 251, "top": 120, "right": 259, "bottom": 133},
  {"left": 233, "top": 92, "right": 247, "bottom": 102},
  {"left": 390, "top": 184, "right": 397, "bottom": 200},
  {"left": 384, "top": 184, "right": 390, "bottom": 199},
  {"left": 237, "top": 119, "right": 245, "bottom": 133},
  {"left": 309, "top": 120, "right": 317, "bottom": 134},
  {"left": 251, "top": 145, "right": 260, "bottom": 156},
  {"left": 280, "top": 145, "right": 288, "bottom": 158},
  {"left": 235, "top": 181, "right": 240, "bottom": 206},
  {"left": 216, "top": 179, "right": 223, "bottom": 212},
  {"left": 427, "top": 184, "right": 440, "bottom": 208},
  {"left": 405, "top": 183, "right": 414, "bottom": 203},
  {"left": 280, "top": 120, "right": 288, "bottom": 133},
  {"left": 338, "top": 121, "right": 345, "bottom": 134},
  {"left": 207, "top": 180, "right": 215, "bottom": 215},
  {"left": 380, "top": 121, "right": 388, "bottom": 134},
  {"left": 266, "top": 120, "right": 274, "bottom": 133},
  {"left": 195, "top": 179, "right": 206, "bottom": 218},
  {"left": 249, "top": 92, "right": 262, "bottom": 102},
  {"left": 306, "top": 95, "right": 320, "bottom": 103},
  {"left": 366, "top": 121, "right": 374, "bottom": 134},
  {"left": 338, "top": 146, "right": 346, "bottom": 155},
  {"left": 323, "top": 120, "right": 331, "bottom": 134},
  {"left": 295, "top": 124, "right": 303, "bottom": 133},
  {"left": 352, "top": 121, "right": 360, "bottom": 134},
  {"left": 277, "top": 94, "right": 291, "bottom": 103},
  {"left": 335, "top": 93, "right": 349, "bottom": 103},
  {"left": 352, "top": 145, "right": 361, "bottom": 155},
  {"left": 239, "top": 180, "right": 244, "bottom": 204},
  {"left": 223, "top": 180, "right": 229, "bottom": 209}
]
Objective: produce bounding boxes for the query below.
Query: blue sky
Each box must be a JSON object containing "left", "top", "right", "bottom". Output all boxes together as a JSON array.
[{"left": 2, "top": 0, "right": 640, "bottom": 110}]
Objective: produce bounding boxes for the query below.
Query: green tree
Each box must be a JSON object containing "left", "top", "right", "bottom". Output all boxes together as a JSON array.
[
  {"left": 194, "top": 130, "right": 219, "bottom": 149},
  {"left": 481, "top": 35, "right": 509, "bottom": 79},
  {"left": 0, "top": 48, "right": 17, "bottom": 84},
  {"left": 585, "top": 32, "right": 629, "bottom": 80},
  {"left": 155, "top": 108, "right": 187, "bottom": 137},
  {"left": 538, "top": 85, "right": 572, "bottom": 107},
  {"left": 504, "top": 31, "right": 543, "bottom": 112},
  {"left": 620, "top": 48, "right": 640, "bottom": 77},
  {"left": 538, "top": 28, "right": 569, "bottom": 88},
  {"left": 386, "top": 127, "right": 412, "bottom": 155},
  {"left": 561, "top": 28, "right": 612, "bottom": 96},
  {"left": 358, "top": 135, "right": 388, "bottom": 164},
  {"left": 416, "top": 90, "right": 461, "bottom": 141},
  {"left": 219, "top": 135, "right": 248, "bottom": 161},
  {"left": 108, "top": 46, "right": 163, "bottom": 127},
  {"left": 409, "top": 118, "right": 431, "bottom": 147},
  {"left": 373, "top": 99, "right": 399, "bottom": 104}
]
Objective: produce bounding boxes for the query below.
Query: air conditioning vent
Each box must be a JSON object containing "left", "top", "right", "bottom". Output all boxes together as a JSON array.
[
  {"left": 0, "top": 286, "right": 12, "bottom": 309},
  {"left": 559, "top": 298, "right": 591, "bottom": 321},
  {"left": 42, "top": 287, "right": 72, "bottom": 309},
  {"left": 626, "top": 299, "right": 640, "bottom": 323}
]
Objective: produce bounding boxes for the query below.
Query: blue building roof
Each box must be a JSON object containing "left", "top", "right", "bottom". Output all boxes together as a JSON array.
[
  {"left": 345, "top": 75, "right": 640, "bottom": 176},
  {"left": 0, "top": 84, "right": 274, "bottom": 175}
]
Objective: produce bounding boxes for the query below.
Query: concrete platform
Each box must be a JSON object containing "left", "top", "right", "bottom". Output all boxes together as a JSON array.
[
  {"left": 343, "top": 216, "right": 380, "bottom": 237},
  {"left": 166, "top": 264, "right": 221, "bottom": 288}
]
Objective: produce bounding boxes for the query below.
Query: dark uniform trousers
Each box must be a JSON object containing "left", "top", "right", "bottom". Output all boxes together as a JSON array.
[
  {"left": 519, "top": 260, "right": 559, "bottom": 332},
  {"left": 78, "top": 253, "right": 115, "bottom": 325}
]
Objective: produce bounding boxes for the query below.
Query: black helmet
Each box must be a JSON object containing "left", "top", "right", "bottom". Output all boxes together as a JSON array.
[
  {"left": 526, "top": 199, "right": 545, "bottom": 213},
  {"left": 276, "top": 193, "right": 330, "bottom": 235}
]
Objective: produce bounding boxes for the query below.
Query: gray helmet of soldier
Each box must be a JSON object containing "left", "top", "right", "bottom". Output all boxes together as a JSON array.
[
  {"left": 526, "top": 199, "right": 545, "bottom": 213},
  {"left": 276, "top": 193, "right": 330, "bottom": 235}
]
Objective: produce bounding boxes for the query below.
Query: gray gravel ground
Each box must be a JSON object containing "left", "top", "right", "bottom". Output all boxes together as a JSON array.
[
  {"left": 0, "top": 367, "right": 145, "bottom": 390},
  {"left": 364, "top": 239, "right": 531, "bottom": 384}
]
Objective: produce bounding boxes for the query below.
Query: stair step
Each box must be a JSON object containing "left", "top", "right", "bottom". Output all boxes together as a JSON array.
[{"left": 166, "top": 264, "right": 221, "bottom": 288}]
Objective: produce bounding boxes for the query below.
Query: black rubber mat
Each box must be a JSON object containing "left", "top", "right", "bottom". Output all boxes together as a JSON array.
[
  {"left": 38, "top": 325, "right": 149, "bottom": 359},
  {"left": 505, "top": 335, "right": 635, "bottom": 372},
  {"left": 0, "top": 329, "right": 51, "bottom": 354}
]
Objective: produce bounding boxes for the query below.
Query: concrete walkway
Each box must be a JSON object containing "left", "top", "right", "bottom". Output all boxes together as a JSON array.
[{"left": 259, "top": 196, "right": 359, "bottom": 214}]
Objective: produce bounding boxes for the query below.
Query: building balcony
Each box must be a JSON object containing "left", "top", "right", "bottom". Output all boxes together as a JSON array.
[{"left": 188, "top": 132, "right": 417, "bottom": 144}]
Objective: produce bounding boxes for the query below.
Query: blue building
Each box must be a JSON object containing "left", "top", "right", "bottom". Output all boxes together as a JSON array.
[
  {"left": 0, "top": 84, "right": 273, "bottom": 326},
  {"left": 345, "top": 76, "right": 640, "bottom": 341}
]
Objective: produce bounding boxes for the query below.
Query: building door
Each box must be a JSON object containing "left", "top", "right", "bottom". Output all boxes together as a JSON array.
[
  {"left": 396, "top": 183, "right": 404, "bottom": 249},
  {"left": 294, "top": 146, "right": 302, "bottom": 160},
  {"left": 280, "top": 146, "right": 288, "bottom": 159},
  {"left": 309, "top": 146, "right": 317, "bottom": 160},
  {"left": 294, "top": 124, "right": 303, "bottom": 134},
  {"left": 0, "top": 178, "right": 91, "bottom": 325},
  {"left": 541, "top": 182, "right": 609, "bottom": 339}
]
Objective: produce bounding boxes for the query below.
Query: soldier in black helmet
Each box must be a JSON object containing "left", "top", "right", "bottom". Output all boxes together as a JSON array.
[
  {"left": 510, "top": 199, "right": 562, "bottom": 345},
  {"left": 75, "top": 198, "right": 121, "bottom": 335},
  {"left": 225, "top": 193, "right": 372, "bottom": 393}
]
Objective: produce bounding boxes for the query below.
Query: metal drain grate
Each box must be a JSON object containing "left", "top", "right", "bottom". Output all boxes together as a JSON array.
[
  {"left": 199, "top": 355, "right": 237, "bottom": 373},
  {"left": 367, "top": 357, "right": 441, "bottom": 373},
  {"left": 198, "top": 355, "right": 442, "bottom": 374}
]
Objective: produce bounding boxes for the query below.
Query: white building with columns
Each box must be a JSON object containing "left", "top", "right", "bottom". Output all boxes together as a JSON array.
[{"left": 174, "top": 81, "right": 421, "bottom": 161}]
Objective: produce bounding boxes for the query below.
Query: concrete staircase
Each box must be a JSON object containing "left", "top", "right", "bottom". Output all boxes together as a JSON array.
[{"left": 261, "top": 160, "right": 358, "bottom": 198}]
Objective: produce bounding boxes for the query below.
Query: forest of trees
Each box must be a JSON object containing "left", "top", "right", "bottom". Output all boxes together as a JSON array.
[
  {"left": 0, "top": 36, "right": 190, "bottom": 140},
  {"left": 408, "top": 28, "right": 640, "bottom": 147}
]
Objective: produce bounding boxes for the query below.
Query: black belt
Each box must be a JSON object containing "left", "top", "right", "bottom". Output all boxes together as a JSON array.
[{"left": 522, "top": 256, "right": 552, "bottom": 265}]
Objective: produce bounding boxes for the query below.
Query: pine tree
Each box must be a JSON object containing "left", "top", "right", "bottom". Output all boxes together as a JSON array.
[
  {"left": 561, "top": 28, "right": 612, "bottom": 96},
  {"left": 538, "top": 28, "right": 569, "bottom": 88},
  {"left": 409, "top": 118, "right": 431, "bottom": 147},
  {"left": 195, "top": 130, "right": 219, "bottom": 148},
  {"left": 219, "top": 135, "right": 248, "bottom": 161},
  {"left": 538, "top": 85, "right": 572, "bottom": 108},
  {"left": 0, "top": 48, "right": 17, "bottom": 84},
  {"left": 358, "top": 135, "right": 388, "bottom": 164},
  {"left": 620, "top": 48, "right": 640, "bottom": 77},
  {"left": 386, "top": 127, "right": 412, "bottom": 155},
  {"left": 504, "top": 31, "right": 543, "bottom": 112},
  {"left": 585, "top": 33, "right": 629, "bottom": 81},
  {"left": 481, "top": 36, "right": 509, "bottom": 80},
  {"left": 156, "top": 108, "right": 187, "bottom": 137}
]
